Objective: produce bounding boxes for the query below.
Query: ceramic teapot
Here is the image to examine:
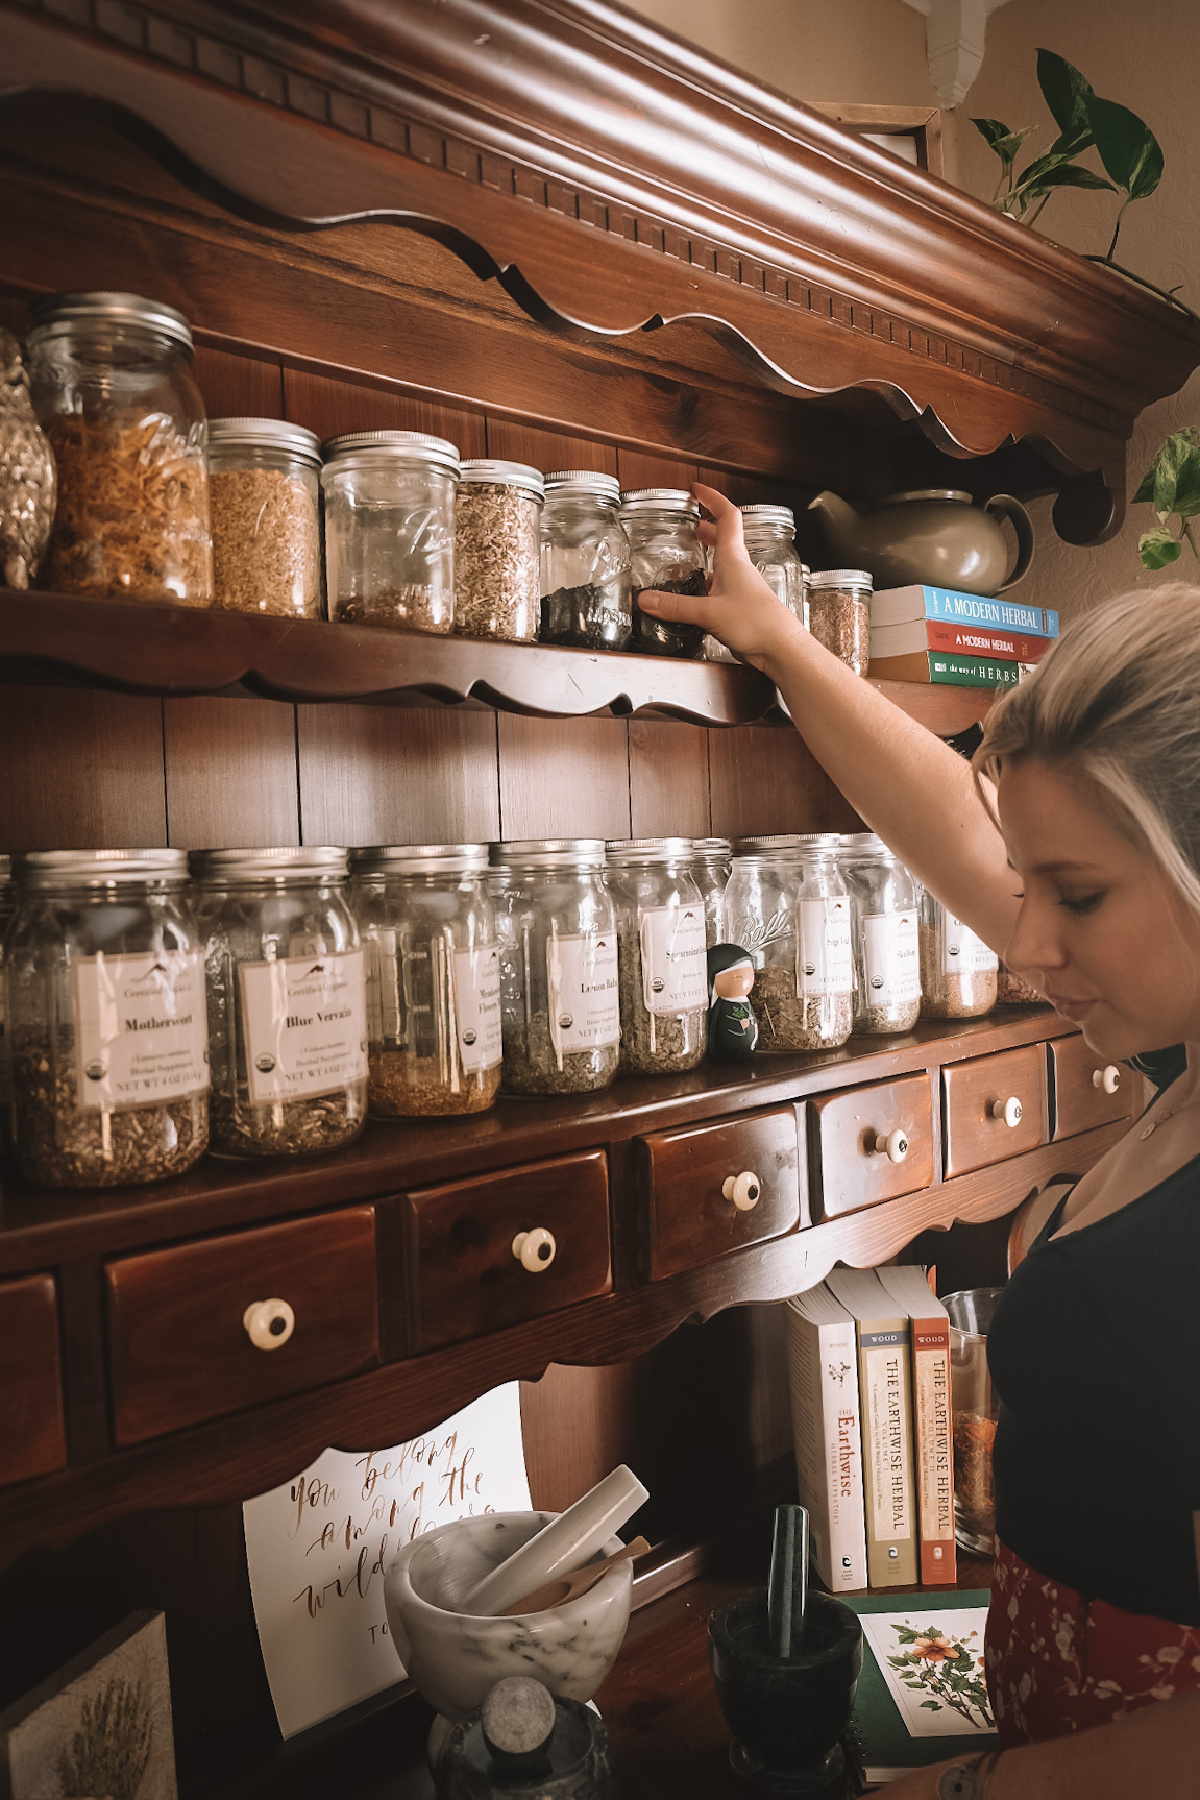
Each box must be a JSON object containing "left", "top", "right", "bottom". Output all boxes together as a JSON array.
[{"left": 808, "top": 487, "right": 1034, "bottom": 595}]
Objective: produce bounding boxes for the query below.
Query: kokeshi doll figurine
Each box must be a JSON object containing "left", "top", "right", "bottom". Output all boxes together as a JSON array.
[{"left": 707, "top": 944, "right": 758, "bottom": 1061}]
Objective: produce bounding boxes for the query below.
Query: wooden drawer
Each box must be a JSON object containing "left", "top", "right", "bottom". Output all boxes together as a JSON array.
[
  {"left": 1050, "top": 1034, "right": 1133, "bottom": 1140},
  {"left": 636, "top": 1106, "right": 805, "bottom": 1282},
  {"left": 942, "top": 1043, "right": 1049, "bottom": 1179},
  {"left": 403, "top": 1150, "right": 612, "bottom": 1350},
  {"left": 106, "top": 1208, "right": 380, "bottom": 1446},
  {"left": 809, "top": 1073, "right": 935, "bottom": 1220},
  {"left": 0, "top": 1272, "right": 68, "bottom": 1487}
]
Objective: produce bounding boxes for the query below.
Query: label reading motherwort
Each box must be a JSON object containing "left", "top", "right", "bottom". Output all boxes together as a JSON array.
[
  {"left": 72, "top": 950, "right": 209, "bottom": 1111},
  {"left": 638, "top": 904, "right": 708, "bottom": 1014},
  {"left": 546, "top": 932, "right": 620, "bottom": 1061},
  {"left": 240, "top": 949, "right": 367, "bottom": 1104}
]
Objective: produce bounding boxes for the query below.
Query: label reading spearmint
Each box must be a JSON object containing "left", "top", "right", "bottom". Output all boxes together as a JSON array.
[
  {"left": 862, "top": 911, "right": 920, "bottom": 1007},
  {"left": 546, "top": 932, "right": 620, "bottom": 1060},
  {"left": 240, "top": 948, "right": 367, "bottom": 1104},
  {"left": 72, "top": 950, "right": 209, "bottom": 1112},
  {"left": 638, "top": 904, "right": 708, "bottom": 1015},
  {"left": 796, "top": 897, "right": 853, "bottom": 997},
  {"left": 944, "top": 915, "right": 999, "bottom": 976},
  {"left": 454, "top": 946, "right": 502, "bottom": 1072}
]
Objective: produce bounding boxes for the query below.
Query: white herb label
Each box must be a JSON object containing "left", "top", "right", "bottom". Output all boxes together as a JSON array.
[
  {"left": 943, "top": 915, "right": 999, "bottom": 976},
  {"left": 638, "top": 904, "right": 708, "bottom": 1015},
  {"left": 72, "top": 950, "right": 209, "bottom": 1112},
  {"left": 546, "top": 932, "right": 620, "bottom": 1058},
  {"left": 796, "top": 897, "right": 853, "bottom": 997},
  {"left": 454, "top": 946, "right": 502, "bottom": 1072},
  {"left": 862, "top": 912, "right": 920, "bottom": 1007},
  {"left": 240, "top": 949, "right": 367, "bottom": 1104}
]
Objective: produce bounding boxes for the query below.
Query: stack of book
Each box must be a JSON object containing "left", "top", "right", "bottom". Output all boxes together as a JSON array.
[{"left": 867, "top": 584, "right": 1059, "bottom": 689}]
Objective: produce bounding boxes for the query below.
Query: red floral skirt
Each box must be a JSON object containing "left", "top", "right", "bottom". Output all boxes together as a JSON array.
[{"left": 984, "top": 1537, "right": 1200, "bottom": 1745}]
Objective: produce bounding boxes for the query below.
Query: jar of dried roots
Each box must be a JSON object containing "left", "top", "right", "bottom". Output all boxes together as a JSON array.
[
  {"left": 539, "top": 470, "right": 632, "bottom": 649},
  {"left": 455, "top": 459, "right": 545, "bottom": 642},
  {"left": 606, "top": 838, "right": 709, "bottom": 1076},
  {"left": 840, "top": 832, "right": 921, "bottom": 1035},
  {"left": 918, "top": 888, "right": 998, "bottom": 1020},
  {"left": 725, "top": 835, "right": 854, "bottom": 1051},
  {"left": 322, "top": 431, "right": 460, "bottom": 632},
  {"left": 620, "top": 488, "right": 707, "bottom": 659},
  {"left": 207, "top": 418, "right": 323, "bottom": 618},
  {"left": 807, "top": 567, "right": 872, "bottom": 677}
]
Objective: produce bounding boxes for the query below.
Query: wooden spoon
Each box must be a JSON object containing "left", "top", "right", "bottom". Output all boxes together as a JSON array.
[{"left": 500, "top": 1536, "right": 650, "bottom": 1616}]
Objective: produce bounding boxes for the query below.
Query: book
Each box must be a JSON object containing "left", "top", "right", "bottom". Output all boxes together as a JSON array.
[
  {"left": 876, "top": 1267, "right": 956, "bottom": 1586},
  {"left": 785, "top": 1286, "right": 868, "bottom": 1591},
  {"left": 870, "top": 584, "right": 1059, "bottom": 639},
  {"left": 846, "top": 1589, "right": 996, "bottom": 1785},
  {"left": 867, "top": 651, "right": 1023, "bottom": 689},
  {"left": 869, "top": 617, "right": 1050, "bottom": 664},
  {"left": 825, "top": 1268, "right": 918, "bottom": 1587}
]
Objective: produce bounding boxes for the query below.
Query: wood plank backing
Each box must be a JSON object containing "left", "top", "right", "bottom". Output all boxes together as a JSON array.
[
  {"left": 486, "top": 418, "right": 618, "bottom": 477},
  {"left": 283, "top": 367, "right": 486, "bottom": 456},
  {"left": 707, "top": 724, "right": 840, "bottom": 837},
  {"left": 192, "top": 346, "right": 283, "bottom": 420},
  {"left": 163, "top": 697, "right": 300, "bottom": 848},
  {"left": 628, "top": 721, "right": 711, "bottom": 839},
  {"left": 0, "top": 688, "right": 167, "bottom": 850},
  {"left": 496, "top": 714, "right": 631, "bottom": 841},
  {"left": 296, "top": 706, "right": 500, "bottom": 845}
]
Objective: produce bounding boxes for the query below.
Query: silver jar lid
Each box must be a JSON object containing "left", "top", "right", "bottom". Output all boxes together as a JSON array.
[
  {"left": 739, "top": 504, "right": 795, "bottom": 530},
  {"left": 191, "top": 846, "right": 349, "bottom": 882},
  {"left": 489, "top": 838, "right": 607, "bottom": 870},
  {"left": 691, "top": 836, "right": 733, "bottom": 857},
  {"left": 13, "top": 849, "right": 190, "bottom": 887},
  {"left": 321, "top": 430, "right": 461, "bottom": 477},
  {"left": 26, "top": 291, "right": 195, "bottom": 354},
  {"left": 460, "top": 459, "right": 545, "bottom": 502},
  {"left": 808, "top": 568, "right": 873, "bottom": 590},
  {"left": 0, "top": 853, "right": 9, "bottom": 883},
  {"left": 732, "top": 834, "right": 805, "bottom": 855},
  {"left": 544, "top": 470, "right": 621, "bottom": 502},
  {"left": 605, "top": 836, "right": 695, "bottom": 865},
  {"left": 206, "top": 418, "right": 323, "bottom": 466},
  {"left": 619, "top": 488, "right": 700, "bottom": 517},
  {"left": 349, "top": 844, "right": 489, "bottom": 877},
  {"left": 840, "top": 831, "right": 905, "bottom": 865}
]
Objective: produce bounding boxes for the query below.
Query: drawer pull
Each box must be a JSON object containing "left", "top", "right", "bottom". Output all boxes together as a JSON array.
[
  {"left": 871, "top": 1128, "right": 910, "bottom": 1164},
  {"left": 722, "top": 1171, "right": 762, "bottom": 1212},
  {"left": 512, "top": 1228, "right": 557, "bottom": 1273},
  {"left": 1092, "top": 1065, "right": 1121, "bottom": 1095},
  {"left": 242, "top": 1298, "right": 295, "bottom": 1351},
  {"left": 990, "top": 1095, "right": 1023, "bottom": 1128}
]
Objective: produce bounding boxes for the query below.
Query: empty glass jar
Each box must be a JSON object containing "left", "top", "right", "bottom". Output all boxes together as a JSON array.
[
  {"left": 606, "top": 838, "right": 709, "bottom": 1075},
  {"left": 725, "top": 835, "right": 854, "bottom": 1052},
  {"left": 918, "top": 889, "right": 998, "bottom": 1019},
  {"left": 689, "top": 837, "right": 733, "bottom": 948},
  {"left": 456, "top": 460, "right": 544, "bottom": 642},
  {"left": 840, "top": 833, "right": 921, "bottom": 1035},
  {"left": 540, "top": 470, "right": 632, "bottom": 650},
  {"left": 322, "top": 430, "right": 460, "bottom": 632},
  {"left": 208, "top": 418, "right": 323, "bottom": 618},
  {"left": 742, "top": 505, "right": 809, "bottom": 629},
  {"left": 621, "top": 488, "right": 707, "bottom": 658},
  {"left": 808, "top": 568, "right": 872, "bottom": 677}
]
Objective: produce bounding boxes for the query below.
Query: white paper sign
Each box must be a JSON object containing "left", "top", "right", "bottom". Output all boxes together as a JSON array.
[
  {"left": 860, "top": 1607, "right": 994, "bottom": 1738},
  {"left": 243, "top": 1383, "right": 532, "bottom": 1738}
]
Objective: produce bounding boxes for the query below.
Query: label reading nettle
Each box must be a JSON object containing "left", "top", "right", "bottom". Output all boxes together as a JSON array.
[
  {"left": 72, "top": 950, "right": 209, "bottom": 1112},
  {"left": 546, "top": 932, "right": 620, "bottom": 1059},
  {"left": 944, "top": 914, "right": 999, "bottom": 977},
  {"left": 240, "top": 948, "right": 367, "bottom": 1104},
  {"left": 796, "top": 896, "right": 853, "bottom": 997},
  {"left": 454, "top": 945, "right": 502, "bottom": 1072},
  {"left": 638, "top": 904, "right": 708, "bottom": 1014},
  {"left": 862, "top": 911, "right": 920, "bottom": 1007}
]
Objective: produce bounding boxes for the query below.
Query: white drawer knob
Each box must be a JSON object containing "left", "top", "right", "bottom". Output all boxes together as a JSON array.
[
  {"left": 990, "top": 1095, "right": 1023, "bottom": 1128},
  {"left": 243, "top": 1298, "right": 295, "bottom": 1351},
  {"left": 872, "top": 1128, "right": 909, "bottom": 1164},
  {"left": 722, "top": 1171, "right": 762, "bottom": 1211},
  {"left": 1092, "top": 1065, "right": 1121, "bottom": 1095},
  {"left": 513, "top": 1228, "right": 557, "bottom": 1272}
]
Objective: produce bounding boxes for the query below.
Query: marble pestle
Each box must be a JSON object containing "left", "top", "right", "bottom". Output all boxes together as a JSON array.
[
  {"left": 767, "top": 1503, "right": 810, "bottom": 1659},
  {"left": 461, "top": 1465, "right": 649, "bottom": 1618}
]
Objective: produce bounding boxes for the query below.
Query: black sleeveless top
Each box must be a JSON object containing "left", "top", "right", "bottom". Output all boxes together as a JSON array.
[{"left": 987, "top": 1049, "right": 1200, "bottom": 1623}]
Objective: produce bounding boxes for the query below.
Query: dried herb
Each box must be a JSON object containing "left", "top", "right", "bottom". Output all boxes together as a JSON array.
[
  {"left": 997, "top": 963, "right": 1043, "bottom": 1004},
  {"left": 335, "top": 582, "right": 454, "bottom": 633},
  {"left": 749, "top": 962, "right": 854, "bottom": 1052},
  {"left": 857, "top": 996, "right": 921, "bottom": 1035},
  {"left": 809, "top": 587, "right": 869, "bottom": 675},
  {"left": 368, "top": 1046, "right": 500, "bottom": 1116},
  {"left": 953, "top": 1408, "right": 997, "bottom": 1533},
  {"left": 616, "top": 923, "right": 706, "bottom": 1074},
  {"left": 540, "top": 579, "right": 631, "bottom": 650},
  {"left": 209, "top": 1088, "right": 364, "bottom": 1158},
  {"left": 631, "top": 569, "right": 707, "bottom": 657},
  {"left": 0, "top": 327, "right": 55, "bottom": 589},
  {"left": 211, "top": 465, "right": 321, "bottom": 617},
  {"left": 918, "top": 924, "right": 998, "bottom": 1019},
  {"left": 500, "top": 1013, "right": 619, "bottom": 1095},
  {"left": 455, "top": 482, "right": 541, "bottom": 641}
]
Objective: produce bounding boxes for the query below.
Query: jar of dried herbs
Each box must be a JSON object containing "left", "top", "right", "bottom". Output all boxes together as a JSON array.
[
  {"left": 839, "top": 832, "right": 921, "bottom": 1035},
  {"left": 725, "top": 836, "right": 854, "bottom": 1052},
  {"left": 807, "top": 568, "right": 872, "bottom": 677},
  {"left": 26, "top": 291, "right": 214, "bottom": 606},
  {"left": 539, "top": 470, "right": 632, "bottom": 650},
  {"left": 489, "top": 839, "right": 620, "bottom": 1095},
  {"left": 455, "top": 459, "right": 544, "bottom": 642},
  {"left": 351, "top": 844, "right": 501, "bottom": 1117},
  {"left": 207, "top": 418, "right": 323, "bottom": 618},
  {"left": 322, "top": 431, "right": 460, "bottom": 632},
  {"left": 917, "top": 888, "right": 998, "bottom": 1020},
  {"left": 688, "top": 837, "right": 733, "bottom": 948},
  {"left": 5, "top": 850, "right": 210, "bottom": 1188},
  {"left": 620, "top": 488, "right": 707, "bottom": 658},
  {"left": 606, "top": 838, "right": 708, "bottom": 1076},
  {"left": 192, "top": 847, "right": 368, "bottom": 1158}
]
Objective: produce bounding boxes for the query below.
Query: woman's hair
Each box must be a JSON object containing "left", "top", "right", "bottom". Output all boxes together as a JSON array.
[{"left": 973, "top": 582, "right": 1200, "bottom": 914}]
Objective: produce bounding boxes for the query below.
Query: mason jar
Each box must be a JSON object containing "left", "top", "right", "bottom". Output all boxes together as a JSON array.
[
  {"left": 742, "top": 505, "right": 809, "bottom": 631},
  {"left": 606, "top": 838, "right": 708, "bottom": 1076},
  {"left": 840, "top": 832, "right": 921, "bottom": 1035},
  {"left": 539, "top": 470, "right": 632, "bottom": 649},
  {"left": 5, "top": 850, "right": 209, "bottom": 1188},
  {"left": 192, "top": 847, "right": 368, "bottom": 1158},
  {"left": 489, "top": 840, "right": 619, "bottom": 1095},
  {"left": 808, "top": 568, "right": 872, "bottom": 677},
  {"left": 0, "top": 854, "right": 12, "bottom": 1122},
  {"left": 456, "top": 460, "right": 544, "bottom": 642},
  {"left": 689, "top": 837, "right": 733, "bottom": 948},
  {"left": 725, "top": 835, "right": 854, "bottom": 1051},
  {"left": 351, "top": 844, "right": 501, "bottom": 1117},
  {"left": 322, "top": 430, "right": 460, "bottom": 632},
  {"left": 918, "top": 888, "right": 998, "bottom": 1020},
  {"left": 26, "top": 291, "right": 213, "bottom": 605},
  {"left": 208, "top": 418, "right": 323, "bottom": 618},
  {"left": 620, "top": 488, "right": 707, "bottom": 659}
]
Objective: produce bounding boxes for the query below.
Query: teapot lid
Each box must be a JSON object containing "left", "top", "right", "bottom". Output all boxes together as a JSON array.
[{"left": 879, "top": 488, "right": 973, "bottom": 506}]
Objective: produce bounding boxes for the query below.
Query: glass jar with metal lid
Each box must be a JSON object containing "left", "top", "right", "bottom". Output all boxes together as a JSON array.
[
  {"left": 839, "top": 832, "right": 921, "bottom": 1035},
  {"left": 689, "top": 837, "right": 733, "bottom": 947},
  {"left": 917, "top": 888, "right": 998, "bottom": 1020},
  {"left": 191, "top": 847, "right": 367, "bottom": 1158},
  {"left": 207, "top": 418, "right": 323, "bottom": 618},
  {"left": 489, "top": 839, "right": 619, "bottom": 1095},
  {"left": 606, "top": 839, "right": 709, "bottom": 1075},
  {"left": 725, "top": 834, "right": 854, "bottom": 1051},
  {"left": 539, "top": 470, "right": 633, "bottom": 650},
  {"left": 620, "top": 488, "right": 707, "bottom": 659},
  {"left": 455, "top": 459, "right": 544, "bottom": 642},
  {"left": 322, "top": 430, "right": 460, "bottom": 633},
  {"left": 5, "top": 850, "right": 209, "bottom": 1188},
  {"left": 808, "top": 568, "right": 872, "bottom": 677},
  {"left": 351, "top": 844, "right": 501, "bottom": 1117},
  {"left": 742, "top": 505, "right": 809, "bottom": 630},
  {"left": 26, "top": 291, "right": 213, "bottom": 605}
]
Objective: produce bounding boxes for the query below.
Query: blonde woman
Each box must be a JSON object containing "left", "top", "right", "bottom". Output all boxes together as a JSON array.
[{"left": 638, "top": 488, "right": 1200, "bottom": 1798}]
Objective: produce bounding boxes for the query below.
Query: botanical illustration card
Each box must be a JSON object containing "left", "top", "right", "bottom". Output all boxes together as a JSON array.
[{"left": 859, "top": 1607, "right": 994, "bottom": 1738}]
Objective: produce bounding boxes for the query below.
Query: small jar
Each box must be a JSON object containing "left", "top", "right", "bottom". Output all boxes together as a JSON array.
[
  {"left": 192, "top": 847, "right": 368, "bottom": 1158},
  {"left": 918, "top": 889, "right": 998, "bottom": 1019},
  {"left": 808, "top": 568, "right": 872, "bottom": 677},
  {"left": 606, "top": 838, "right": 709, "bottom": 1076},
  {"left": 322, "top": 431, "right": 460, "bottom": 632},
  {"left": 688, "top": 837, "right": 733, "bottom": 948},
  {"left": 742, "top": 505, "right": 809, "bottom": 630},
  {"left": 455, "top": 460, "right": 544, "bottom": 642},
  {"left": 489, "top": 839, "right": 619, "bottom": 1095},
  {"left": 351, "top": 844, "right": 501, "bottom": 1117},
  {"left": 725, "top": 835, "right": 854, "bottom": 1052},
  {"left": 5, "top": 850, "right": 209, "bottom": 1188},
  {"left": 539, "top": 470, "right": 632, "bottom": 650},
  {"left": 208, "top": 418, "right": 323, "bottom": 618},
  {"left": 27, "top": 291, "right": 213, "bottom": 605},
  {"left": 620, "top": 488, "right": 707, "bottom": 659},
  {"left": 840, "top": 832, "right": 921, "bottom": 1035}
]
